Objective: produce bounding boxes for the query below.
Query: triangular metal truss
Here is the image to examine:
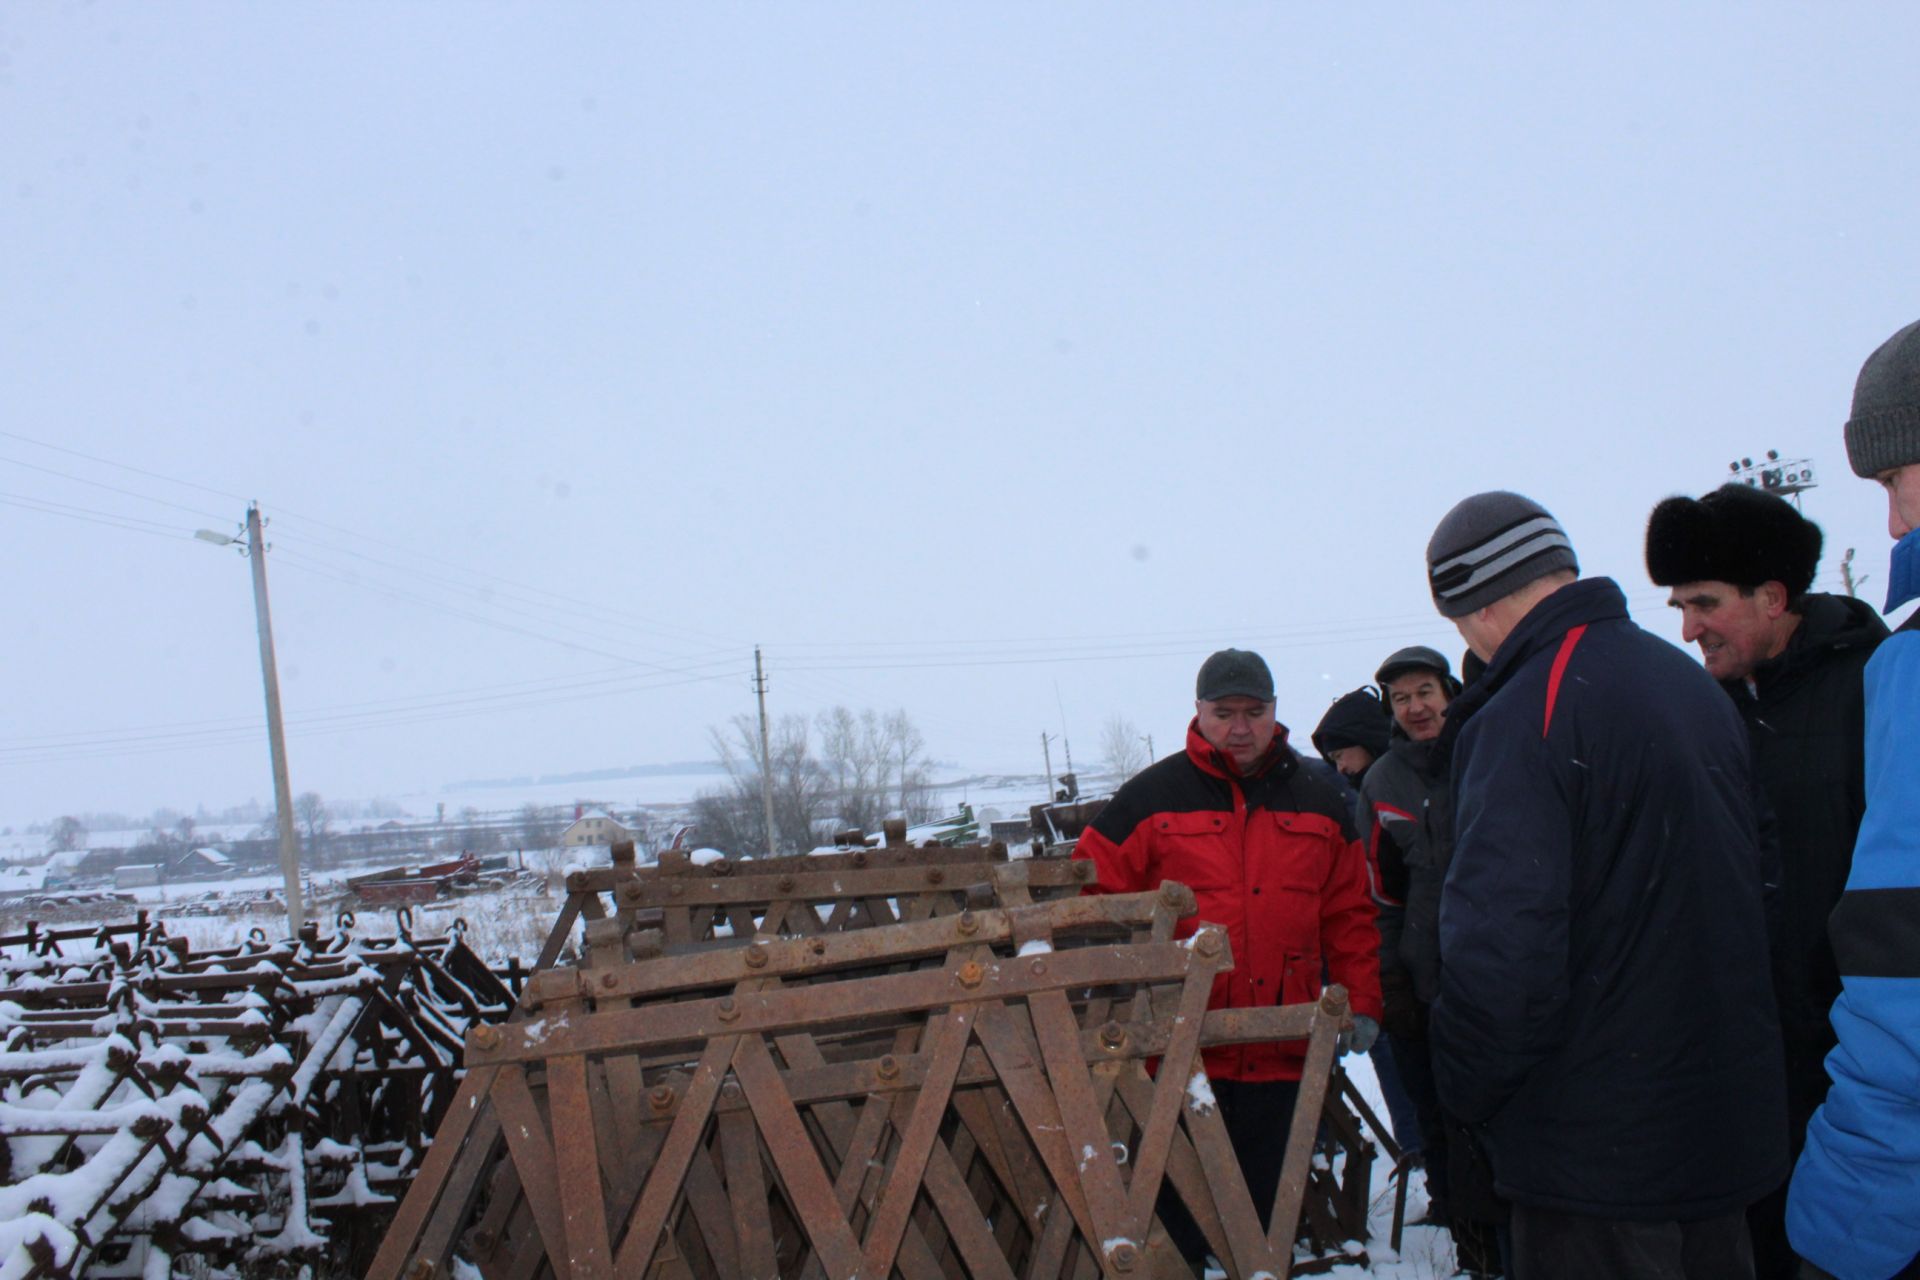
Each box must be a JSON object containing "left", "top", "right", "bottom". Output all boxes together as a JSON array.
[{"left": 370, "top": 885, "right": 1358, "bottom": 1279}]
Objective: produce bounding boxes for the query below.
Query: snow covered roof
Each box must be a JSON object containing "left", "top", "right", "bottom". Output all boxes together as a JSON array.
[
  {"left": 187, "top": 847, "right": 233, "bottom": 865},
  {"left": 0, "top": 864, "right": 47, "bottom": 892}
]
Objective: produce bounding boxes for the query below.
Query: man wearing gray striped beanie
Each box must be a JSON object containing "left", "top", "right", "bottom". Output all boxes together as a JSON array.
[
  {"left": 1425, "top": 492, "right": 1578, "bottom": 642},
  {"left": 1419, "top": 490, "right": 1788, "bottom": 1278}
]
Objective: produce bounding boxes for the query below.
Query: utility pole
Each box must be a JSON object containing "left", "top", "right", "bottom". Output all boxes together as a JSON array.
[
  {"left": 754, "top": 646, "right": 777, "bottom": 857},
  {"left": 1040, "top": 732, "right": 1056, "bottom": 799},
  {"left": 243, "top": 504, "right": 304, "bottom": 936},
  {"left": 1143, "top": 733, "right": 1155, "bottom": 762},
  {"left": 1841, "top": 547, "right": 1870, "bottom": 599}
]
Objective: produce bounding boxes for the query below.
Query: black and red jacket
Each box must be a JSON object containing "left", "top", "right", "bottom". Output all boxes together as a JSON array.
[{"left": 1073, "top": 720, "right": 1382, "bottom": 1082}]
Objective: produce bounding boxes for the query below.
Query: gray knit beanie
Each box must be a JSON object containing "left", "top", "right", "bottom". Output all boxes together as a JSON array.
[
  {"left": 1845, "top": 318, "right": 1920, "bottom": 478},
  {"left": 1426, "top": 491, "right": 1579, "bottom": 618}
]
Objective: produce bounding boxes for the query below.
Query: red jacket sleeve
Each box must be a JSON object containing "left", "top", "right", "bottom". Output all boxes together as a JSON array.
[
  {"left": 1071, "top": 819, "right": 1153, "bottom": 896},
  {"left": 1320, "top": 834, "right": 1383, "bottom": 1021}
]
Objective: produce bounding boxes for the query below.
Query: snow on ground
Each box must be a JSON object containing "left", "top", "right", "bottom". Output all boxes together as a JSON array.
[{"left": 1314, "top": 1051, "right": 1458, "bottom": 1280}]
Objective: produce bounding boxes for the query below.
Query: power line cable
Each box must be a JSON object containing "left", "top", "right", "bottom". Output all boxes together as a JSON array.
[
  {"left": 0, "top": 428, "right": 251, "bottom": 504},
  {"left": 269, "top": 549, "right": 716, "bottom": 672},
  {"left": 0, "top": 424, "right": 739, "bottom": 649},
  {"left": 0, "top": 658, "right": 722, "bottom": 749},
  {"left": 0, "top": 663, "right": 747, "bottom": 766},
  {"left": 0, "top": 492, "right": 196, "bottom": 540},
  {"left": 268, "top": 530, "right": 734, "bottom": 667},
  {"left": 0, "top": 454, "right": 231, "bottom": 522},
  {"left": 266, "top": 507, "right": 744, "bottom": 651}
]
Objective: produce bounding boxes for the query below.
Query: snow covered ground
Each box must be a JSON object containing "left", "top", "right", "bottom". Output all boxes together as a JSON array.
[{"left": 1330, "top": 1052, "right": 1460, "bottom": 1279}]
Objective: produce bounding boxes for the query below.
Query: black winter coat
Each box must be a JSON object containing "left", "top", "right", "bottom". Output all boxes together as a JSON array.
[
  {"left": 1430, "top": 577, "right": 1787, "bottom": 1219},
  {"left": 1723, "top": 593, "right": 1886, "bottom": 1064},
  {"left": 1359, "top": 734, "right": 1452, "bottom": 1006}
]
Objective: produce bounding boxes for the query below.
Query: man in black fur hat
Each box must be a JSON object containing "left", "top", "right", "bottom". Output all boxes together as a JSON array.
[{"left": 1646, "top": 482, "right": 1889, "bottom": 1280}]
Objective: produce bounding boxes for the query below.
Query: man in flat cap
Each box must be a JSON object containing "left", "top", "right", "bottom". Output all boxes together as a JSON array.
[
  {"left": 1074, "top": 648, "right": 1382, "bottom": 1265},
  {"left": 1788, "top": 319, "right": 1920, "bottom": 1280},
  {"left": 1360, "top": 645, "right": 1505, "bottom": 1276},
  {"left": 1423, "top": 491, "right": 1786, "bottom": 1279},
  {"left": 1646, "top": 483, "right": 1888, "bottom": 1280}
]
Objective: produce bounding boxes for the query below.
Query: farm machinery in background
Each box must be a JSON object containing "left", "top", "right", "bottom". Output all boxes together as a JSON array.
[
  {"left": 1029, "top": 770, "right": 1111, "bottom": 853},
  {"left": 347, "top": 852, "right": 484, "bottom": 906}
]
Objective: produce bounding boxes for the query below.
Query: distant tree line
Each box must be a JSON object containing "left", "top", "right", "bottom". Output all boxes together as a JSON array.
[{"left": 27, "top": 795, "right": 408, "bottom": 841}]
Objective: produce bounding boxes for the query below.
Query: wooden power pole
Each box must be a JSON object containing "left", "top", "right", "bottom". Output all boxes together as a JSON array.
[
  {"left": 754, "top": 646, "right": 777, "bottom": 857},
  {"left": 245, "top": 503, "right": 305, "bottom": 935}
]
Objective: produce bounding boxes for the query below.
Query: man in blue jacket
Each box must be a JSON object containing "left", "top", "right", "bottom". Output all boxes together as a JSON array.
[
  {"left": 1423, "top": 491, "right": 1787, "bottom": 1280},
  {"left": 1788, "top": 318, "right": 1920, "bottom": 1280}
]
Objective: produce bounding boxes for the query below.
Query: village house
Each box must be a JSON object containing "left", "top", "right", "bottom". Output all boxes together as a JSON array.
[{"left": 558, "top": 808, "right": 631, "bottom": 847}]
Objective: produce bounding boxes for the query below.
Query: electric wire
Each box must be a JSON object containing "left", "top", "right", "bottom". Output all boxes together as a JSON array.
[
  {"left": 268, "top": 549, "right": 725, "bottom": 673},
  {"left": 0, "top": 453, "right": 233, "bottom": 523},
  {"left": 0, "top": 659, "right": 697, "bottom": 748},
  {"left": 0, "top": 663, "right": 748, "bottom": 767},
  {"left": 0, "top": 491, "right": 199, "bottom": 540},
  {"left": 0, "top": 424, "right": 740, "bottom": 650},
  {"left": 266, "top": 533, "right": 733, "bottom": 669},
  {"left": 0, "top": 428, "right": 252, "bottom": 504}
]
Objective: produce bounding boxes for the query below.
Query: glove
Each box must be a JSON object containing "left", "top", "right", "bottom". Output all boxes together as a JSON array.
[{"left": 1338, "top": 1014, "right": 1380, "bottom": 1056}]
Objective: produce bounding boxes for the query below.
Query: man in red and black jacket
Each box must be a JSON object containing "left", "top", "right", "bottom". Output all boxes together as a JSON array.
[{"left": 1073, "top": 647, "right": 1382, "bottom": 1252}]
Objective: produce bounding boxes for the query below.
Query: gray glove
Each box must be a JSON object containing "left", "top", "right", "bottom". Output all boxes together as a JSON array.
[{"left": 1339, "top": 1014, "right": 1380, "bottom": 1056}]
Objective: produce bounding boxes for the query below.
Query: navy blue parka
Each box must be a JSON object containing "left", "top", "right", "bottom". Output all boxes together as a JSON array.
[{"left": 1430, "top": 577, "right": 1788, "bottom": 1220}]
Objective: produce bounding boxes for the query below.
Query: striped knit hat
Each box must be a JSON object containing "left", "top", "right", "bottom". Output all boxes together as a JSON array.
[{"left": 1426, "top": 491, "right": 1579, "bottom": 618}]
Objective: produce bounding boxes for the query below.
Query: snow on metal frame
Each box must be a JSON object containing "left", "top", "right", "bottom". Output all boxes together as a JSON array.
[{"left": 0, "top": 913, "right": 514, "bottom": 1278}]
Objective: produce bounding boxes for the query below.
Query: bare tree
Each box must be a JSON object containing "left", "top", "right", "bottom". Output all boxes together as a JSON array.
[
  {"left": 813, "top": 707, "right": 938, "bottom": 833},
  {"left": 694, "top": 713, "right": 830, "bottom": 855},
  {"left": 1101, "top": 716, "right": 1149, "bottom": 782},
  {"left": 294, "top": 792, "right": 331, "bottom": 845},
  {"left": 884, "top": 710, "right": 936, "bottom": 822},
  {"left": 518, "top": 802, "right": 560, "bottom": 850},
  {"left": 48, "top": 816, "right": 87, "bottom": 853}
]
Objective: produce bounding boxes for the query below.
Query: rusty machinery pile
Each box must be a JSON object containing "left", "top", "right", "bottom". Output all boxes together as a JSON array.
[
  {"left": 370, "top": 832, "right": 1408, "bottom": 1280},
  {"left": 0, "top": 910, "right": 516, "bottom": 1277}
]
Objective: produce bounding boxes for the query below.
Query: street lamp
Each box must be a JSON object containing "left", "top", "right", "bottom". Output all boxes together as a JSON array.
[{"left": 197, "top": 504, "right": 305, "bottom": 937}]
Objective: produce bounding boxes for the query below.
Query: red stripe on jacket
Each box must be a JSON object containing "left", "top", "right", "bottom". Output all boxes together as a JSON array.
[{"left": 1543, "top": 624, "right": 1589, "bottom": 737}]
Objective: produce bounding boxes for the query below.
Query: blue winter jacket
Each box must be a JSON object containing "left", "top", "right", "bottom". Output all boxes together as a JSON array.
[
  {"left": 1430, "top": 577, "right": 1788, "bottom": 1218},
  {"left": 1788, "top": 528, "right": 1920, "bottom": 1280}
]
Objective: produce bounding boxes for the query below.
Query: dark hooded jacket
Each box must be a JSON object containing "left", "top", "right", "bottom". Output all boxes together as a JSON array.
[
  {"left": 1722, "top": 593, "right": 1886, "bottom": 1065},
  {"left": 1311, "top": 688, "right": 1393, "bottom": 764},
  {"left": 1430, "top": 577, "right": 1787, "bottom": 1219},
  {"left": 1360, "top": 731, "right": 1453, "bottom": 1012}
]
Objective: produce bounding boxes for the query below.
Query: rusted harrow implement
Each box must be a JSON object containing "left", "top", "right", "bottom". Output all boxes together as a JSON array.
[
  {"left": 371, "top": 880, "right": 1369, "bottom": 1279},
  {"left": 538, "top": 837, "right": 1098, "bottom": 965},
  {"left": 0, "top": 912, "right": 513, "bottom": 1277}
]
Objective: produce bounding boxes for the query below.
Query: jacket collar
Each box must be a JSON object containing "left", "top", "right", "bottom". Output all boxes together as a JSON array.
[
  {"left": 1887, "top": 528, "right": 1919, "bottom": 616},
  {"left": 1723, "top": 591, "right": 1889, "bottom": 698},
  {"left": 1185, "top": 717, "right": 1297, "bottom": 783},
  {"left": 1445, "top": 577, "right": 1628, "bottom": 729}
]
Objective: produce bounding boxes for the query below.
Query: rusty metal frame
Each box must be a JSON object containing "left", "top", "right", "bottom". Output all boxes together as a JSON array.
[
  {"left": 369, "top": 886, "right": 1356, "bottom": 1280},
  {"left": 535, "top": 842, "right": 1099, "bottom": 966}
]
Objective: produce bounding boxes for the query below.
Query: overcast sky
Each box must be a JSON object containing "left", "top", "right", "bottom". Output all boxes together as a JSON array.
[{"left": 3, "top": 4, "right": 1916, "bottom": 827}]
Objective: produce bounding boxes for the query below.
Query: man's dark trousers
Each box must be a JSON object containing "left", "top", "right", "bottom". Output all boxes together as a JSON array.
[
  {"left": 1159, "top": 1078, "right": 1300, "bottom": 1266},
  {"left": 1511, "top": 1204, "right": 1754, "bottom": 1280}
]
